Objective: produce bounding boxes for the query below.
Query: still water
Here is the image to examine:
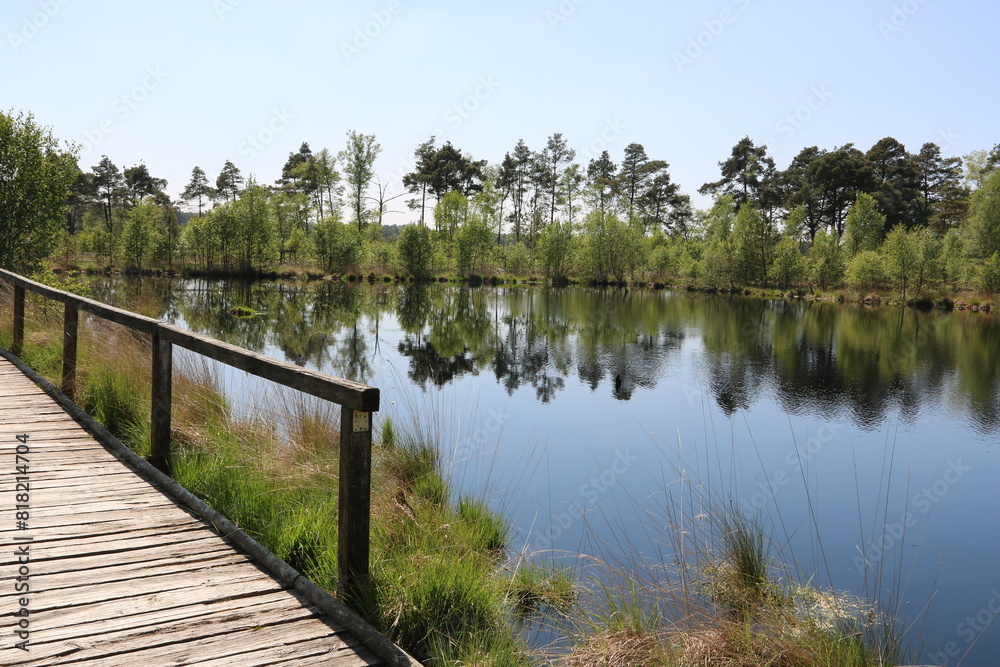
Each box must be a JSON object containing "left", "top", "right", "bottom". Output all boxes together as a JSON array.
[{"left": 88, "top": 277, "right": 1000, "bottom": 665}]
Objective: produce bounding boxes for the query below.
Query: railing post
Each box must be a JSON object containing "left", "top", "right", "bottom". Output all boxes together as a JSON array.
[
  {"left": 150, "top": 328, "right": 173, "bottom": 474},
  {"left": 62, "top": 303, "right": 79, "bottom": 400},
  {"left": 338, "top": 408, "right": 372, "bottom": 612},
  {"left": 12, "top": 285, "right": 25, "bottom": 355}
]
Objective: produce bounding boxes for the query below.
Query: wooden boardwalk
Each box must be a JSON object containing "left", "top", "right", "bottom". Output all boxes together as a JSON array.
[{"left": 0, "top": 355, "right": 407, "bottom": 666}]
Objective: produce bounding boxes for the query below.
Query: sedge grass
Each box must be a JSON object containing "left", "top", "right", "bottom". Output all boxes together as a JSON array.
[{"left": 537, "top": 422, "right": 917, "bottom": 667}]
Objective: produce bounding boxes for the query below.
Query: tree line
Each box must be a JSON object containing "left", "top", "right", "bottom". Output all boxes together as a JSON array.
[{"left": 2, "top": 108, "right": 998, "bottom": 295}]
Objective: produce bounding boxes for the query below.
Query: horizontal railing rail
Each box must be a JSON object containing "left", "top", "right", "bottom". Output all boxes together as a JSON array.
[{"left": 0, "top": 268, "right": 376, "bottom": 607}]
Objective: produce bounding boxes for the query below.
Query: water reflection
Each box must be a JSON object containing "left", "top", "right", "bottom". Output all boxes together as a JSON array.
[{"left": 86, "top": 277, "right": 1000, "bottom": 432}]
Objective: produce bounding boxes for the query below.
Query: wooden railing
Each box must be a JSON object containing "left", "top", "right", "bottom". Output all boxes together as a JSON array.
[{"left": 0, "top": 269, "right": 377, "bottom": 606}]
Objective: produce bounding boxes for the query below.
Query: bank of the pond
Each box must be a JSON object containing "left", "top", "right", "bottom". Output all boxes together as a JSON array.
[{"left": 53, "top": 263, "right": 998, "bottom": 318}]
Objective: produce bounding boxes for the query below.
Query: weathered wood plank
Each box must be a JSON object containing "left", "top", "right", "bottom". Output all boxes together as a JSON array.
[
  {"left": 31, "top": 589, "right": 313, "bottom": 639},
  {"left": 22, "top": 617, "right": 364, "bottom": 667},
  {"left": 0, "top": 512, "right": 200, "bottom": 538},
  {"left": 25, "top": 595, "right": 336, "bottom": 664},
  {"left": 23, "top": 527, "right": 212, "bottom": 560},
  {"left": 28, "top": 534, "right": 226, "bottom": 568},
  {"left": 27, "top": 563, "right": 268, "bottom": 609},
  {"left": 190, "top": 637, "right": 385, "bottom": 667},
  {"left": 25, "top": 489, "right": 178, "bottom": 509},
  {"left": 31, "top": 551, "right": 249, "bottom": 592}
]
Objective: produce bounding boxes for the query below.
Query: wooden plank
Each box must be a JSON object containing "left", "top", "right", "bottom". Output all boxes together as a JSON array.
[
  {"left": 31, "top": 551, "right": 249, "bottom": 592},
  {"left": 26, "top": 489, "right": 178, "bottom": 508},
  {"left": 27, "top": 563, "right": 268, "bottom": 610},
  {"left": 17, "top": 496, "right": 179, "bottom": 514},
  {"left": 27, "top": 534, "right": 223, "bottom": 565},
  {"left": 23, "top": 528, "right": 213, "bottom": 560},
  {"left": 190, "top": 637, "right": 385, "bottom": 667},
  {"left": 30, "top": 539, "right": 233, "bottom": 577},
  {"left": 22, "top": 616, "right": 361, "bottom": 667},
  {"left": 31, "top": 588, "right": 313, "bottom": 639},
  {"left": 26, "top": 595, "right": 330, "bottom": 663},
  {"left": 0, "top": 512, "right": 200, "bottom": 537}
]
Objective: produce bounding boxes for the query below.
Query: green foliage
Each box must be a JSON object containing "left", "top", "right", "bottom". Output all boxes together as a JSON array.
[
  {"left": 434, "top": 190, "right": 469, "bottom": 239},
  {"left": 730, "top": 204, "right": 776, "bottom": 285},
  {"left": 701, "top": 236, "right": 736, "bottom": 289},
  {"left": 181, "top": 209, "right": 221, "bottom": 270},
  {"left": 843, "top": 192, "right": 886, "bottom": 257},
  {"left": 941, "top": 228, "right": 973, "bottom": 288},
  {"left": 715, "top": 506, "right": 769, "bottom": 602},
  {"left": 499, "top": 242, "right": 533, "bottom": 276},
  {"left": 967, "top": 170, "right": 1000, "bottom": 259},
  {"left": 313, "top": 212, "right": 362, "bottom": 273},
  {"left": 808, "top": 229, "right": 844, "bottom": 289},
  {"left": 231, "top": 179, "right": 278, "bottom": 271},
  {"left": 771, "top": 236, "right": 807, "bottom": 289},
  {"left": 846, "top": 250, "right": 887, "bottom": 292},
  {"left": 783, "top": 206, "right": 808, "bottom": 241},
  {"left": 0, "top": 110, "right": 77, "bottom": 272},
  {"left": 510, "top": 563, "right": 575, "bottom": 612},
  {"left": 397, "top": 224, "right": 433, "bottom": 279},
  {"left": 581, "top": 211, "right": 642, "bottom": 282},
  {"left": 363, "top": 224, "right": 395, "bottom": 273},
  {"left": 977, "top": 252, "right": 1000, "bottom": 293},
  {"left": 455, "top": 215, "right": 494, "bottom": 277},
  {"left": 882, "top": 226, "right": 920, "bottom": 299},
  {"left": 645, "top": 230, "right": 678, "bottom": 280},
  {"left": 456, "top": 496, "right": 509, "bottom": 555},
  {"left": 119, "top": 199, "right": 163, "bottom": 271},
  {"left": 535, "top": 220, "right": 575, "bottom": 279},
  {"left": 703, "top": 195, "right": 737, "bottom": 241},
  {"left": 340, "top": 130, "right": 381, "bottom": 230}
]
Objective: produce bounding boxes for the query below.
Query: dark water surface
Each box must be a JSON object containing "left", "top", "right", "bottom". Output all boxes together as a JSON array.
[{"left": 87, "top": 277, "right": 1000, "bottom": 665}]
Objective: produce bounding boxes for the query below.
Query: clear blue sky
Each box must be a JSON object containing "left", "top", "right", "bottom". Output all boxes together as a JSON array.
[{"left": 4, "top": 0, "right": 998, "bottom": 218}]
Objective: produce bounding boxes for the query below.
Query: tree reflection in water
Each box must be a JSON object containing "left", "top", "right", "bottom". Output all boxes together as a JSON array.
[{"left": 86, "top": 277, "right": 1000, "bottom": 432}]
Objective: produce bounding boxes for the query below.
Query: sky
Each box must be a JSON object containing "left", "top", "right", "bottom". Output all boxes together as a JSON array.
[{"left": 3, "top": 0, "right": 998, "bottom": 221}]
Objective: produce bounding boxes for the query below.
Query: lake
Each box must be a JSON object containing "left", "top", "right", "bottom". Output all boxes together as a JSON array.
[{"left": 86, "top": 276, "right": 1000, "bottom": 665}]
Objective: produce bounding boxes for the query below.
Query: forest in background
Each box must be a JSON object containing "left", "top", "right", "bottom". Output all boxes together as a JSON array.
[{"left": 4, "top": 110, "right": 1000, "bottom": 298}]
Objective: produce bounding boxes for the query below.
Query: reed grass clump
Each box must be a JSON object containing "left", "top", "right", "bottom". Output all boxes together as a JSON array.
[{"left": 552, "top": 496, "right": 908, "bottom": 667}]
